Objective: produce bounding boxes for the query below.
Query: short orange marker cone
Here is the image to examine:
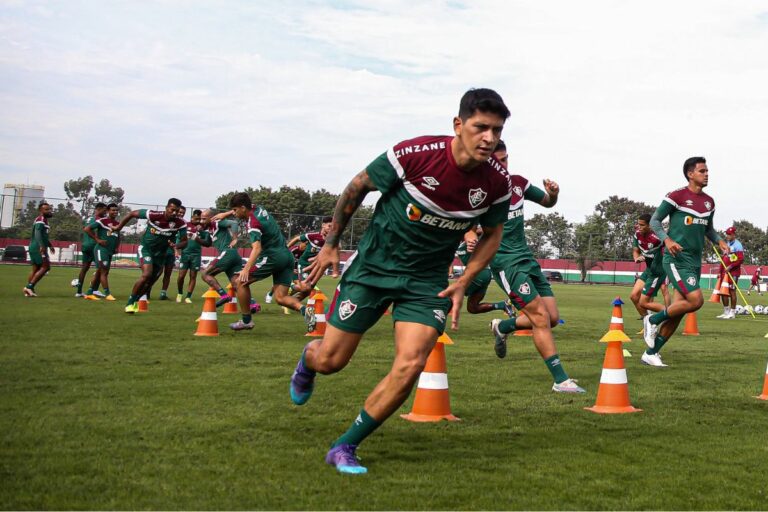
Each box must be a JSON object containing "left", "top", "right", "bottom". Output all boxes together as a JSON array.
[
  {"left": 305, "top": 291, "right": 327, "bottom": 337},
  {"left": 222, "top": 284, "right": 238, "bottom": 314},
  {"left": 756, "top": 360, "right": 768, "bottom": 400},
  {"left": 138, "top": 295, "right": 149, "bottom": 312},
  {"left": 708, "top": 276, "right": 722, "bottom": 303},
  {"left": 681, "top": 312, "right": 700, "bottom": 336},
  {"left": 585, "top": 330, "right": 641, "bottom": 414},
  {"left": 194, "top": 289, "right": 219, "bottom": 337},
  {"left": 719, "top": 276, "right": 731, "bottom": 297},
  {"left": 609, "top": 297, "right": 625, "bottom": 332},
  {"left": 437, "top": 332, "right": 454, "bottom": 345},
  {"left": 401, "top": 340, "right": 460, "bottom": 422}
]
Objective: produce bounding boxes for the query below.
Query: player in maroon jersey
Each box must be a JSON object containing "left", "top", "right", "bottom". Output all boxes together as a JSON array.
[
  {"left": 748, "top": 266, "right": 763, "bottom": 296},
  {"left": 629, "top": 213, "right": 669, "bottom": 318}
]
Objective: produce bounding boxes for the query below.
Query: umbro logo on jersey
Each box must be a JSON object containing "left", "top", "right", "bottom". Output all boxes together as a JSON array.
[
  {"left": 513, "top": 186, "right": 523, "bottom": 197},
  {"left": 422, "top": 177, "right": 440, "bottom": 190},
  {"left": 518, "top": 283, "right": 531, "bottom": 295},
  {"left": 468, "top": 188, "right": 487, "bottom": 208},
  {"left": 684, "top": 200, "right": 694, "bottom": 206},
  {"left": 338, "top": 300, "right": 357, "bottom": 320},
  {"left": 433, "top": 309, "right": 446, "bottom": 323}
]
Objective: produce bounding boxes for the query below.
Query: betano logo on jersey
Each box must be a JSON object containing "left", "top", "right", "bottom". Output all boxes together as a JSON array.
[
  {"left": 684, "top": 216, "right": 709, "bottom": 226},
  {"left": 405, "top": 203, "right": 473, "bottom": 231}
]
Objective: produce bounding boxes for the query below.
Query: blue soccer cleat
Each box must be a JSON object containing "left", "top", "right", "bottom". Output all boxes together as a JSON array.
[
  {"left": 290, "top": 344, "right": 316, "bottom": 405},
  {"left": 325, "top": 444, "right": 368, "bottom": 475}
]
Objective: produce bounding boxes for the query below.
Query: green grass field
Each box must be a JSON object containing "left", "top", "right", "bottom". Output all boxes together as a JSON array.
[{"left": 2, "top": 264, "right": 768, "bottom": 510}]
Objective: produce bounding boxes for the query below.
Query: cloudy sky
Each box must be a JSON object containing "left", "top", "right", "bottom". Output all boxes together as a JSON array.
[{"left": 1, "top": 0, "right": 766, "bottom": 228}]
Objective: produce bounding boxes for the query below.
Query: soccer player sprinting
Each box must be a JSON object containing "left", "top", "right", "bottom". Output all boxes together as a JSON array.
[
  {"left": 643, "top": 157, "right": 729, "bottom": 366},
  {"left": 629, "top": 213, "right": 669, "bottom": 318},
  {"left": 212, "top": 194, "right": 312, "bottom": 331},
  {"left": 716, "top": 226, "right": 744, "bottom": 319},
  {"left": 75, "top": 202, "right": 107, "bottom": 298},
  {"left": 23, "top": 201, "right": 54, "bottom": 297},
  {"left": 112, "top": 198, "right": 188, "bottom": 314},
  {"left": 157, "top": 205, "right": 186, "bottom": 300},
  {"left": 289, "top": 88, "right": 512, "bottom": 474},
  {"left": 82, "top": 203, "right": 121, "bottom": 300},
  {"left": 176, "top": 209, "right": 212, "bottom": 303},
  {"left": 284, "top": 216, "right": 333, "bottom": 301},
  {"left": 456, "top": 226, "right": 512, "bottom": 315},
  {"left": 487, "top": 142, "right": 584, "bottom": 393},
  {"left": 200, "top": 209, "right": 243, "bottom": 302},
  {"left": 747, "top": 266, "right": 763, "bottom": 296}
]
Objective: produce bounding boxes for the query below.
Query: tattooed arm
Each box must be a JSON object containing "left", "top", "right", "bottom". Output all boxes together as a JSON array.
[{"left": 303, "top": 170, "right": 378, "bottom": 284}]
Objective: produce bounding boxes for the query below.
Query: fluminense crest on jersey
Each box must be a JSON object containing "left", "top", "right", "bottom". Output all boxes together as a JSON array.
[
  {"left": 468, "top": 188, "right": 487, "bottom": 208},
  {"left": 422, "top": 177, "right": 440, "bottom": 190},
  {"left": 704, "top": 201, "right": 712, "bottom": 210},
  {"left": 513, "top": 185, "right": 523, "bottom": 197},
  {"left": 518, "top": 283, "right": 531, "bottom": 295},
  {"left": 338, "top": 300, "right": 357, "bottom": 320},
  {"left": 686, "top": 276, "right": 696, "bottom": 286}
]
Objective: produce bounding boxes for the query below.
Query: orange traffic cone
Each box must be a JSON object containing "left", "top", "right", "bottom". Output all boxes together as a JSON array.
[
  {"left": 708, "top": 276, "right": 723, "bottom": 303},
  {"left": 585, "top": 330, "right": 641, "bottom": 414},
  {"left": 437, "top": 332, "right": 454, "bottom": 345},
  {"left": 222, "top": 284, "right": 238, "bottom": 314},
  {"left": 755, "top": 359, "right": 768, "bottom": 400},
  {"left": 609, "top": 297, "right": 626, "bottom": 332},
  {"left": 719, "top": 276, "right": 731, "bottom": 297},
  {"left": 681, "top": 312, "right": 700, "bottom": 336},
  {"left": 401, "top": 337, "right": 460, "bottom": 422},
  {"left": 194, "top": 289, "right": 219, "bottom": 336},
  {"left": 305, "top": 291, "right": 327, "bottom": 337},
  {"left": 138, "top": 295, "right": 149, "bottom": 312}
]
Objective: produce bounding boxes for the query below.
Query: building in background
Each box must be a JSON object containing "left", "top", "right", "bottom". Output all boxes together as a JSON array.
[{"left": 1, "top": 184, "right": 45, "bottom": 228}]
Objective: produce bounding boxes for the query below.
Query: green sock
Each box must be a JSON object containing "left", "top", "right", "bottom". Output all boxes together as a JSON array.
[
  {"left": 242, "top": 314, "right": 252, "bottom": 324},
  {"left": 217, "top": 287, "right": 227, "bottom": 297},
  {"left": 646, "top": 335, "right": 668, "bottom": 355},
  {"left": 300, "top": 305, "right": 306, "bottom": 316},
  {"left": 26, "top": 283, "right": 34, "bottom": 290},
  {"left": 650, "top": 309, "right": 670, "bottom": 325},
  {"left": 160, "top": 290, "right": 167, "bottom": 297},
  {"left": 77, "top": 282, "right": 83, "bottom": 294},
  {"left": 92, "top": 282, "right": 99, "bottom": 291},
  {"left": 104, "top": 288, "right": 110, "bottom": 296},
  {"left": 178, "top": 285, "right": 184, "bottom": 295},
  {"left": 498, "top": 317, "right": 517, "bottom": 334},
  {"left": 186, "top": 292, "right": 193, "bottom": 298},
  {"left": 545, "top": 354, "right": 569, "bottom": 384},
  {"left": 86, "top": 287, "right": 94, "bottom": 295},
  {"left": 492, "top": 301, "right": 506, "bottom": 310},
  {"left": 127, "top": 294, "right": 139, "bottom": 305},
  {"left": 332, "top": 409, "right": 381, "bottom": 448}
]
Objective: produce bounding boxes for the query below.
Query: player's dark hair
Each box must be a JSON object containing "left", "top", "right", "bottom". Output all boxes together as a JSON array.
[
  {"left": 107, "top": 203, "right": 118, "bottom": 209},
  {"left": 495, "top": 140, "right": 507, "bottom": 152},
  {"left": 167, "top": 198, "right": 182, "bottom": 207},
  {"left": 458, "top": 88, "right": 510, "bottom": 121},
  {"left": 322, "top": 216, "right": 333, "bottom": 223},
  {"left": 95, "top": 202, "right": 107, "bottom": 210},
  {"left": 229, "top": 192, "right": 253, "bottom": 209},
  {"left": 38, "top": 201, "right": 50, "bottom": 210},
  {"left": 638, "top": 213, "right": 652, "bottom": 223},
  {"left": 683, "top": 156, "right": 706, "bottom": 180},
  {"left": 192, "top": 209, "right": 202, "bottom": 216}
]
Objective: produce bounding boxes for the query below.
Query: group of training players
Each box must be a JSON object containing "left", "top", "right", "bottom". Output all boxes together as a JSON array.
[{"left": 21, "top": 87, "right": 739, "bottom": 476}]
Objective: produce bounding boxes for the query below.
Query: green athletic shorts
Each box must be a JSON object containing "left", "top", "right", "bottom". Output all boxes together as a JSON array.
[
  {"left": 206, "top": 249, "right": 244, "bottom": 280},
  {"left": 81, "top": 244, "right": 95, "bottom": 264},
  {"left": 164, "top": 248, "right": 176, "bottom": 267},
  {"left": 95, "top": 247, "right": 113, "bottom": 270},
  {"left": 664, "top": 259, "right": 701, "bottom": 296},
  {"left": 179, "top": 253, "right": 201, "bottom": 271},
  {"left": 641, "top": 269, "right": 667, "bottom": 298},
  {"left": 137, "top": 245, "right": 166, "bottom": 267},
  {"left": 491, "top": 257, "right": 553, "bottom": 310},
  {"left": 29, "top": 248, "right": 48, "bottom": 266},
  {"left": 465, "top": 267, "right": 492, "bottom": 298},
  {"left": 246, "top": 248, "right": 294, "bottom": 287}
]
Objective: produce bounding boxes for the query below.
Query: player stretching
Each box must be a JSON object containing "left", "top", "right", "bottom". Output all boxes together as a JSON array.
[
  {"left": 748, "top": 266, "right": 763, "bottom": 296},
  {"left": 112, "top": 198, "right": 188, "bottom": 313},
  {"left": 23, "top": 202, "right": 54, "bottom": 297},
  {"left": 629, "top": 213, "right": 669, "bottom": 318},
  {"left": 716, "top": 226, "right": 744, "bottom": 319},
  {"left": 487, "top": 142, "right": 584, "bottom": 393},
  {"left": 456, "top": 226, "right": 512, "bottom": 315},
  {"left": 212, "top": 194, "right": 311, "bottom": 331},
  {"left": 82, "top": 203, "right": 120, "bottom": 300},
  {"left": 643, "top": 157, "right": 729, "bottom": 366},
  {"left": 75, "top": 202, "right": 107, "bottom": 298},
  {"left": 176, "top": 209, "right": 211, "bottom": 303},
  {"left": 289, "top": 88, "right": 512, "bottom": 474}
]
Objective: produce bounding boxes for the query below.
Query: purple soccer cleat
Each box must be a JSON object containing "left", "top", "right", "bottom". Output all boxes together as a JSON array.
[
  {"left": 325, "top": 444, "right": 367, "bottom": 474},
  {"left": 250, "top": 301, "right": 261, "bottom": 314},
  {"left": 290, "top": 343, "right": 316, "bottom": 405},
  {"left": 215, "top": 293, "right": 232, "bottom": 308}
]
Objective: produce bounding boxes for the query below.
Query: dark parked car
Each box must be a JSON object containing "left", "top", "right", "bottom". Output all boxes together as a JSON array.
[
  {"left": 1, "top": 245, "right": 27, "bottom": 262},
  {"left": 544, "top": 270, "right": 563, "bottom": 282}
]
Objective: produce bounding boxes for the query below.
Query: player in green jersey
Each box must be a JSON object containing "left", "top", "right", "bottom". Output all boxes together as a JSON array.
[
  {"left": 75, "top": 202, "right": 107, "bottom": 298},
  {"left": 283, "top": 216, "right": 333, "bottom": 302},
  {"left": 23, "top": 202, "right": 55, "bottom": 297},
  {"left": 643, "top": 157, "right": 729, "bottom": 367},
  {"left": 629, "top": 213, "right": 669, "bottom": 318},
  {"left": 200, "top": 209, "right": 242, "bottom": 302},
  {"left": 456, "top": 225, "right": 512, "bottom": 315},
  {"left": 212, "top": 194, "right": 312, "bottom": 330},
  {"left": 487, "top": 143, "right": 585, "bottom": 393},
  {"left": 82, "top": 203, "right": 121, "bottom": 300},
  {"left": 176, "top": 209, "right": 212, "bottom": 303},
  {"left": 289, "top": 88, "right": 512, "bottom": 474},
  {"left": 112, "top": 198, "right": 188, "bottom": 314},
  {"left": 158, "top": 205, "right": 185, "bottom": 300}
]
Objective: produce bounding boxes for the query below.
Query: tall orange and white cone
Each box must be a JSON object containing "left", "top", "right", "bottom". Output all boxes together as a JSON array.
[
  {"left": 756, "top": 360, "right": 768, "bottom": 400},
  {"left": 401, "top": 336, "right": 460, "bottom": 422},
  {"left": 138, "top": 295, "right": 149, "bottom": 312},
  {"left": 222, "top": 284, "right": 238, "bottom": 314},
  {"left": 194, "top": 289, "right": 219, "bottom": 336},
  {"left": 585, "top": 330, "right": 641, "bottom": 414},
  {"left": 608, "top": 297, "right": 625, "bottom": 332},
  {"left": 681, "top": 312, "right": 700, "bottom": 336},
  {"left": 708, "top": 275, "right": 723, "bottom": 303},
  {"left": 305, "top": 291, "right": 327, "bottom": 337}
]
